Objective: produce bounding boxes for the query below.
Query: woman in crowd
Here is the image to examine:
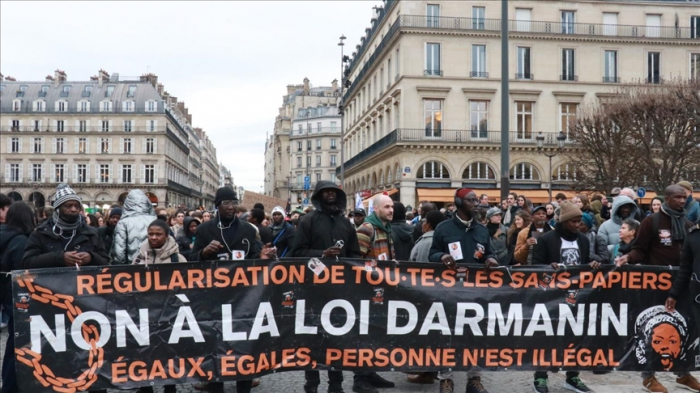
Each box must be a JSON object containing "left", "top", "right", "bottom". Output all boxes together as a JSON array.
[
  {"left": 176, "top": 217, "right": 199, "bottom": 260},
  {"left": 86, "top": 213, "right": 99, "bottom": 229},
  {"left": 507, "top": 210, "right": 531, "bottom": 265},
  {"left": 573, "top": 194, "right": 593, "bottom": 215},
  {"left": 517, "top": 195, "right": 531, "bottom": 214},
  {"left": 610, "top": 218, "right": 640, "bottom": 263},
  {"left": 646, "top": 196, "right": 664, "bottom": 217},
  {"left": 546, "top": 203, "right": 557, "bottom": 228}
]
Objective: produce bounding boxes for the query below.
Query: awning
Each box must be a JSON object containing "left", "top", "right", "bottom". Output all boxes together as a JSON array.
[
  {"left": 416, "top": 189, "right": 578, "bottom": 205},
  {"left": 361, "top": 188, "right": 399, "bottom": 209}
]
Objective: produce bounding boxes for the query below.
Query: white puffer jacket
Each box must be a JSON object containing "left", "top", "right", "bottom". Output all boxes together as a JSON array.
[{"left": 110, "top": 190, "right": 156, "bottom": 264}]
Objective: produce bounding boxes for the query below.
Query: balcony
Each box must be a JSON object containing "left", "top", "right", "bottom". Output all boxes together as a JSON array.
[
  {"left": 646, "top": 76, "right": 664, "bottom": 84},
  {"left": 515, "top": 73, "right": 534, "bottom": 80},
  {"left": 0, "top": 126, "right": 167, "bottom": 133},
  {"left": 602, "top": 76, "right": 621, "bottom": 83},
  {"left": 424, "top": 70, "right": 443, "bottom": 77},
  {"left": 470, "top": 71, "right": 489, "bottom": 78},
  {"left": 560, "top": 75, "right": 578, "bottom": 82},
  {"left": 0, "top": 104, "right": 165, "bottom": 115},
  {"left": 339, "top": 128, "right": 575, "bottom": 174}
]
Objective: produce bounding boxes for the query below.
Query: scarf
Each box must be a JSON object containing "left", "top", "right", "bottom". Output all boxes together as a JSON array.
[
  {"left": 365, "top": 212, "right": 392, "bottom": 234},
  {"left": 487, "top": 222, "right": 500, "bottom": 238},
  {"left": 270, "top": 221, "right": 286, "bottom": 237},
  {"left": 52, "top": 209, "right": 82, "bottom": 232},
  {"left": 661, "top": 204, "right": 687, "bottom": 241},
  {"left": 554, "top": 222, "right": 579, "bottom": 242}
]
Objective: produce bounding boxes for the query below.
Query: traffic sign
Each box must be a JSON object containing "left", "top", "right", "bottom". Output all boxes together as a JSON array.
[
  {"left": 304, "top": 176, "right": 310, "bottom": 183},
  {"left": 304, "top": 184, "right": 310, "bottom": 190},
  {"left": 303, "top": 199, "right": 309, "bottom": 204},
  {"left": 637, "top": 187, "right": 646, "bottom": 198}
]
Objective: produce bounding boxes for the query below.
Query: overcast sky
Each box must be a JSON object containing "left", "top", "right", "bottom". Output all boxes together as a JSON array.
[{"left": 0, "top": 1, "right": 382, "bottom": 192}]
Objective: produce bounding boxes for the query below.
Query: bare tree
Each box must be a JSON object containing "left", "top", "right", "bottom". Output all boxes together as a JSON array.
[{"left": 567, "top": 79, "right": 700, "bottom": 194}]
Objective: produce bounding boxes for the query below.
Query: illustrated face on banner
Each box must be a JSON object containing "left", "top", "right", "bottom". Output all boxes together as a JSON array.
[
  {"left": 634, "top": 305, "right": 689, "bottom": 371},
  {"left": 651, "top": 323, "right": 682, "bottom": 370}
]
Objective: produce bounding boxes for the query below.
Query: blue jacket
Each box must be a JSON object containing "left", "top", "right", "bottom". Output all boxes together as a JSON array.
[
  {"left": 429, "top": 215, "right": 496, "bottom": 264},
  {"left": 685, "top": 195, "right": 699, "bottom": 224}
]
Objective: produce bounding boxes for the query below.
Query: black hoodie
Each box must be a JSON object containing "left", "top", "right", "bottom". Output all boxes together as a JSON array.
[
  {"left": 292, "top": 181, "right": 360, "bottom": 258},
  {"left": 0, "top": 225, "right": 28, "bottom": 308},
  {"left": 176, "top": 217, "right": 199, "bottom": 260}
]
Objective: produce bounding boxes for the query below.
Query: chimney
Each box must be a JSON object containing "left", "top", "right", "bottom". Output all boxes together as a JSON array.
[
  {"left": 187, "top": 114, "right": 192, "bottom": 124},
  {"left": 97, "top": 69, "right": 109, "bottom": 86},
  {"left": 46, "top": 75, "right": 54, "bottom": 82},
  {"left": 287, "top": 85, "right": 297, "bottom": 95},
  {"left": 5, "top": 76, "right": 16, "bottom": 82},
  {"left": 140, "top": 73, "right": 158, "bottom": 88},
  {"left": 303, "top": 77, "right": 310, "bottom": 95},
  {"left": 332, "top": 79, "right": 338, "bottom": 92},
  {"left": 156, "top": 83, "right": 164, "bottom": 96},
  {"left": 54, "top": 69, "right": 66, "bottom": 87}
]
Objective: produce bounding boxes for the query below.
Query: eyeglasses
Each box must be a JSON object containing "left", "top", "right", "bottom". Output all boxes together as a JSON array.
[
  {"left": 220, "top": 200, "right": 238, "bottom": 207},
  {"left": 463, "top": 198, "right": 479, "bottom": 204}
]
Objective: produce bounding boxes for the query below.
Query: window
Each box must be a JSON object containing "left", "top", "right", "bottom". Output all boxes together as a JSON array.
[
  {"left": 54, "top": 138, "right": 64, "bottom": 154},
  {"left": 82, "top": 85, "right": 92, "bottom": 97},
  {"left": 515, "top": 8, "right": 531, "bottom": 32},
  {"left": 603, "top": 13, "right": 618, "bottom": 36},
  {"left": 562, "top": 49, "right": 576, "bottom": 81},
  {"left": 122, "top": 165, "right": 133, "bottom": 183},
  {"left": 32, "top": 164, "right": 43, "bottom": 182},
  {"left": 297, "top": 157, "right": 302, "bottom": 168},
  {"left": 380, "top": 68, "right": 384, "bottom": 93},
  {"left": 146, "top": 100, "right": 157, "bottom": 112},
  {"left": 424, "top": 99, "right": 443, "bottom": 137},
  {"left": 560, "top": 103, "right": 578, "bottom": 138},
  {"left": 330, "top": 122, "right": 338, "bottom": 132},
  {"left": 101, "top": 120, "right": 110, "bottom": 132},
  {"left": 604, "top": 50, "right": 619, "bottom": 82},
  {"left": 307, "top": 140, "right": 312, "bottom": 151},
  {"left": 76, "top": 164, "right": 88, "bottom": 183},
  {"left": 57, "top": 101, "right": 67, "bottom": 112},
  {"left": 127, "top": 85, "right": 136, "bottom": 98},
  {"left": 101, "top": 101, "right": 112, "bottom": 112},
  {"left": 471, "top": 45, "right": 487, "bottom": 77},
  {"left": 396, "top": 48, "right": 400, "bottom": 79},
  {"left": 78, "top": 100, "right": 89, "bottom": 112},
  {"left": 316, "top": 156, "right": 322, "bottom": 167},
  {"left": 330, "top": 155, "right": 337, "bottom": 166},
  {"left": 79, "top": 120, "right": 87, "bottom": 132},
  {"left": 316, "top": 139, "right": 322, "bottom": 150},
  {"left": 646, "top": 14, "right": 661, "bottom": 38},
  {"left": 34, "top": 100, "right": 45, "bottom": 112},
  {"left": 561, "top": 11, "right": 575, "bottom": 34},
  {"left": 146, "top": 138, "right": 155, "bottom": 154},
  {"left": 317, "top": 122, "right": 322, "bottom": 133},
  {"left": 122, "top": 138, "right": 132, "bottom": 153},
  {"left": 307, "top": 156, "right": 312, "bottom": 166},
  {"left": 123, "top": 101, "right": 134, "bottom": 112},
  {"left": 427, "top": 4, "right": 440, "bottom": 27},
  {"left": 425, "top": 43, "right": 441, "bottom": 76},
  {"left": 470, "top": 101, "right": 489, "bottom": 138},
  {"left": 472, "top": 7, "right": 485, "bottom": 30},
  {"left": 148, "top": 120, "right": 156, "bottom": 132},
  {"left": 100, "top": 138, "right": 111, "bottom": 153},
  {"left": 33, "top": 120, "right": 41, "bottom": 131},
  {"left": 330, "top": 139, "right": 337, "bottom": 149},
  {"left": 56, "top": 120, "right": 64, "bottom": 132},
  {"left": 99, "top": 164, "right": 111, "bottom": 183},
  {"left": 124, "top": 120, "right": 132, "bottom": 132},
  {"left": 553, "top": 164, "right": 577, "bottom": 181},
  {"left": 78, "top": 138, "right": 88, "bottom": 154},
  {"left": 510, "top": 163, "right": 541, "bottom": 181},
  {"left": 12, "top": 100, "right": 21, "bottom": 112},
  {"left": 316, "top": 173, "right": 321, "bottom": 182},
  {"left": 691, "top": 53, "right": 700, "bottom": 79},
  {"left": 54, "top": 164, "right": 64, "bottom": 183},
  {"left": 8, "top": 164, "right": 21, "bottom": 182},
  {"left": 515, "top": 102, "right": 533, "bottom": 139},
  {"left": 463, "top": 162, "right": 496, "bottom": 180},
  {"left": 105, "top": 86, "right": 114, "bottom": 98},
  {"left": 297, "top": 141, "right": 302, "bottom": 152},
  {"left": 417, "top": 161, "right": 450, "bottom": 179},
  {"left": 33, "top": 137, "right": 43, "bottom": 153},
  {"left": 11, "top": 120, "right": 20, "bottom": 131},
  {"left": 298, "top": 125, "right": 303, "bottom": 135},
  {"left": 10, "top": 137, "right": 20, "bottom": 153},
  {"left": 692, "top": 16, "right": 700, "bottom": 39},
  {"left": 39, "top": 85, "right": 49, "bottom": 97},
  {"left": 648, "top": 52, "right": 661, "bottom": 84},
  {"left": 144, "top": 165, "right": 155, "bottom": 183},
  {"left": 517, "top": 47, "right": 532, "bottom": 79},
  {"left": 60, "top": 85, "right": 71, "bottom": 97}
]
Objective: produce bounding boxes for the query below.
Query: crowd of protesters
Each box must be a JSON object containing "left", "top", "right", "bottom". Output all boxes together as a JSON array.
[{"left": 0, "top": 178, "right": 699, "bottom": 393}]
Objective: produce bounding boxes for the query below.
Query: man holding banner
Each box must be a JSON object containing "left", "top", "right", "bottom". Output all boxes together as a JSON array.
[{"left": 429, "top": 188, "right": 497, "bottom": 393}]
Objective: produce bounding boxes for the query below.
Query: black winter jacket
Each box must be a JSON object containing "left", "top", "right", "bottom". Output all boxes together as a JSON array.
[
  {"left": 23, "top": 219, "right": 110, "bottom": 269},
  {"left": 532, "top": 224, "right": 590, "bottom": 266},
  {"left": 176, "top": 217, "right": 199, "bottom": 260},
  {"left": 97, "top": 225, "right": 116, "bottom": 258},
  {"left": 429, "top": 215, "right": 496, "bottom": 264},
  {"left": 391, "top": 220, "right": 415, "bottom": 261},
  {"left": 271, "top": 222, "right": 296, "bottom": 258},
  {"left": 188, "top": 215, "right": 261, "bottom": 261},
  {"left": 292, "top": 181, "right": 360, "bottom": 258},
  {"left": 0, "top": 225, "right": 29, "bottom": 309},
  {"left": 669, "top": 224, "right": 700, "bottom": 300}
]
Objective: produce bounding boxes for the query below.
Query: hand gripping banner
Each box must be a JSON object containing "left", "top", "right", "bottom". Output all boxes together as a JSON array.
[{"left": 11, "top": 260, "right": 700, "bottom": 391}]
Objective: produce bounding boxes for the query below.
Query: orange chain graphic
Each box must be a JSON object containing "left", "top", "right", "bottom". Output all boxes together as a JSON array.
[{"left": 14, "top": 277, "right": 104, "bottom": 393}]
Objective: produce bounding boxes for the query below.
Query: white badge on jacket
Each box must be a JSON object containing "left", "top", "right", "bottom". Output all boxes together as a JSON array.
[
  {"left": 449, "top": 242, "right": 464, "bottom": 261},
  {"left": 231, "top": 251, "right": 245, "bottom": 260}
]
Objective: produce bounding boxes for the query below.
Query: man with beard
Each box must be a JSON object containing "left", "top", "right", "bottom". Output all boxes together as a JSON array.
[
  {"left": 292, "top": 181, "right": 360, "bottom": 393},
  {"left": 22, "top": 184, "right": 110, "bottom": 393},
  {"left": 532, "top": 201, "right": 596, "bottom": 393},
  {"left": 598, "top": 195, "right": 639, "bottom": 252},
  {"left": 269, "top": 206, "right": 295, "bottom": 258},
  {"left": 429, "top": 188, "right": 497, "bottom": 393},
  {"left": 514, "top": 205, "right": 552, "bottom": 265},
  {"left": 615, "top": 185, "right": 698, "bottom": 392},
  {"left": 97, "top": 207, "right": 121, "bottom": 261},
  {"left": 189, "top": 186, "right": 273, "bottom": 393}
]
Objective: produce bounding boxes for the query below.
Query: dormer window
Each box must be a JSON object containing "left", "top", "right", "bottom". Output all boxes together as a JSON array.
[
  {"left": 83, "top": 85, "right": 93, "bottom": 97},
  {"left": 145, "top": 100, "right": 157, "bottom": 112},
  {"left": 127, "top": 85, "right": 136, "bottom": 98},
  {"left": 77, "top": 100, "right": 90, "bottom": 112},
  {"left": 16, "top": 85, "right": 27, "bottom": 98},
  {"left": 122, "top": 100, "right": 134, "bottom": 112},
  {"left": 12, "top": 99, "right": 22, "bottom": 111},
  {"left": 105, "top": 86, "right": 114, "bottom": 98},
  {"left": 60, "top": 85, "right": 71, "bottom": 97},
  {"left": 100, "top": 100, "right": 113, "bottom": 112},
  {"left": 33, "top": 100, "right": 46, "bottom": 112},
  {"left": 55, "top": 100, "right": 67, "bottom": 112},
  {"left": 39, "top": 85, "right": 49, "bottom": 97}
]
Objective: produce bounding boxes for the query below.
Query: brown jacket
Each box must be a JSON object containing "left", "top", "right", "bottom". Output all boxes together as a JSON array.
[
  {"left": 514, "top": 223, "right": 552, "bottom": 264},
  {"left": 628, "top": 211, "right": 692, "bottom": 266}
]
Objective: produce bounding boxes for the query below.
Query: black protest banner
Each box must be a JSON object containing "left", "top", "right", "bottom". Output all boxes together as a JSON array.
[{"left": 11, "top": 260, "right": 700, "bottom": 392}]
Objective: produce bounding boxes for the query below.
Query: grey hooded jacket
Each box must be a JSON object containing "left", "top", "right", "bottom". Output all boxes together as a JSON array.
[
  {"left": 111, "top": 190, "right": 156, "bottom": 264},
  {"left": 598, "top": 196, "right": 639, "bottom": 252}
]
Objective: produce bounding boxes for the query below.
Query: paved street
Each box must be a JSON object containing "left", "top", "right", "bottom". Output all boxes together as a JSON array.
[{"left": 1, "top": 329, "right": 696, "bottom": 393}]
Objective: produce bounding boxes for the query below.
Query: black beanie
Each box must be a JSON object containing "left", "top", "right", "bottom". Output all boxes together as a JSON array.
[
  {"left": 148, "top": 219, "right": 170, "bottom": 234},
  {"left": 109, "top": 207, "right": 122, "bottom": 219},
  {"left": 215, "top": 187, "right": 238, "bottom": 207}
]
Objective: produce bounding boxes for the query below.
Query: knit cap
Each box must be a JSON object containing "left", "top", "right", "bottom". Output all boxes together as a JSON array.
[
  {"left": 559, "top": 201, "right": 583, "bottom": 223},
  {"left": 581, "top": 212, "right": 594, "bottom": 229},
  {"left": 109, "top": 207, "right": 123, "bottom": 219},
  {"left": 53, "top": 183, "right": 81, "bottom": 209},
  {"left": 214, "top": 186, "right": 238, "bottom": 207},
  {"left": 677, "top": 181, "right": 693, "bottom": 193},
  {"left": 486, "top": 207, "right": 502, "bottom": 220},
  {"left": 272, "top": 206, "right": 286, "bottom": 216}
]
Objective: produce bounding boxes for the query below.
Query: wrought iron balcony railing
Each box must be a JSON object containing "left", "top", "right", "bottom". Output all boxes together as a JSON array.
[
  {"left": 515, "top": 73, "right": 534, "bottom": 80},
  {"left": 470, "top": 71, "right": 489, "bottom": 78},
  {"left": 560, "top": 75, "right": 579, "bottom": 82},
  {"left": 602, "top": 76, "right": 621, "bottom": 83},
  {"left": 424, "top": 69, "right": 443, "bottom": 77}
]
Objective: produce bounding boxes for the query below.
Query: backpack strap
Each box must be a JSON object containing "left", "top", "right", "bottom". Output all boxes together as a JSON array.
[
  {"left": 170, "top": 253, "right": 179, "bottom": 263},
  {"left": 652, "top": 212, "right": 660, "bottom": 237}
]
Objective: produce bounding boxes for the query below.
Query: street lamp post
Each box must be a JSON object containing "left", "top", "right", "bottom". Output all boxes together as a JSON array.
[
  {"left": 536, "top": 131, "right": 567, "bottom": 202},
  {"left": 338, "top": 34, "right": 347, "bottom": 190}
]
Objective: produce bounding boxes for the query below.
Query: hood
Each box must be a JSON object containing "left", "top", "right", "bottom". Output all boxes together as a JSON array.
[
  {"left": 590, "top": 200, "right": 602, "bottom": 215},
  {"left": 686, "top": 195, "right": 697, "bottom": 208},
  {"left": 183, "top": 217, "right": 199, "bottom": 236},
  {"left": 366, "top": 212, "right": 392, "bottom": 234},
  {"left": 138, "top": 236, "right": 180, "bottom": 264},
  {"left": 610, "top": 195, "right": 639, "bottom": 224},
  {"left": 391, "top": 221, "right": 413, "bottom": 241},
  {"left": 121, "top": 190, "right": 156, "bottom": 219},
  {"left": 0, "top": 225, "right": 22, "bottom": 252},
  {"left": 311, "top": 181, "right": 347, "bottom": 213}
]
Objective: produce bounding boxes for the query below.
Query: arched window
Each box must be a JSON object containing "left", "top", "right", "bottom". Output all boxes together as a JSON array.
[
  {"left": 379, "top": 170, "right": 384, "bottom": 186},
  {"left": 552, "top": 164, "right": 577, "bottom": 181},
  {"left": 510, "top": 162, "right": 541, "bottom": 181},
  {"left": 387, "top": 166, "right": 393, "bottom": 184},
  {"left": 417, "top": 161, "right": 450, "bottom": 179},
  {"left": 395, "top": 164, "right": 401, "bottom": 183},
  {"left": 462, "top": 162, "right": 496, "bottom": 180}
]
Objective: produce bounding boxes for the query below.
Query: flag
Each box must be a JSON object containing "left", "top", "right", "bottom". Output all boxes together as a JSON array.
[
  {"left": 355, "top": 193, "right": 362, "bottom": 210},
  {"left": 368, "top": 197, "right": 374, "bottom": 215}
]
